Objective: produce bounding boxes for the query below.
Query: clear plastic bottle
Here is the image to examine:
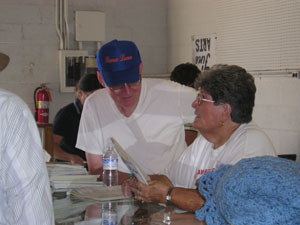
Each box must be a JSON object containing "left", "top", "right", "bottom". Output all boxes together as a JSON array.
[
  {"left": 102, "top": 201, "right": 118, "bottom": 225},
  {"left": 103, "top": 138, "right": 118, "bottom": 186}
]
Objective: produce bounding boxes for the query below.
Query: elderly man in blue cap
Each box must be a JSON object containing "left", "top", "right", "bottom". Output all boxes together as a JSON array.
[{"left": 76, "top": 40, "right": 197, "bottom": 183}]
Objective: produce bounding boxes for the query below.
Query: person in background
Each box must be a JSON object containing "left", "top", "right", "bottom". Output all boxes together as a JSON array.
[
  {"left": 170, "top": 62, "right": 200, "bottom": 88},
  {"left": 170, "top": 63, "right": 200, "bottom": 146},
  {"left": 123, "top": 64, "right": 276, "bottom": 211},
  {"left": 0, "top": 52, "right": 54, "bottom": 224},
  {"left": 76, "top": 39, "right": 197, "bottom": 183},
  {"left": 53, "top": 73, "right": 103, "bottom": 165}
]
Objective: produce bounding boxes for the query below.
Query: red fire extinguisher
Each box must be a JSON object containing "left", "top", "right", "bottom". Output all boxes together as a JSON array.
[{"left": 34, "top": 84, "right": 51, "bottom": 124}]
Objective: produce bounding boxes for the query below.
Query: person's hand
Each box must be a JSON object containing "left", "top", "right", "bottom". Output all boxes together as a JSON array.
[
  {"left": 122, "top": 176, "right": 138, "bottom": 197},
  {"left": 69, "top": 154, "right": 85, "bottom": 165},
  {"left": 134, "top": 180, "right": 172, "bottom": 203},
  {"left": 150, "top": 174, "right": 174, "bottom": 187}
]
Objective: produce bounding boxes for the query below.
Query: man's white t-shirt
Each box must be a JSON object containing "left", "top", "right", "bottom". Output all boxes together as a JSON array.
[
  {"left": 166, "top": 122, "right": 276, "bottom": 189},
  {"left": 76, "top": 79, "right": 197, "bottom": 174}
]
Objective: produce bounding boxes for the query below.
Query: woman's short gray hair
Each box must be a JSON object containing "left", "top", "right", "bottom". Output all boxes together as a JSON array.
[{"left": 194, "top": 64, "right": 256, "bottom": 123}]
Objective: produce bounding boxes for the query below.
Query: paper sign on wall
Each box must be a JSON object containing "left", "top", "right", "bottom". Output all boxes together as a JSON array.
[{"left": 192, "top": 34, "right": 216, "bottom": 71}]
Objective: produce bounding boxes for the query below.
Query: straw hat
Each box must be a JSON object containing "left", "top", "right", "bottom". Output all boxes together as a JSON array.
[{"left": 0, "top": 52, "right": 10, "bottom": 71}]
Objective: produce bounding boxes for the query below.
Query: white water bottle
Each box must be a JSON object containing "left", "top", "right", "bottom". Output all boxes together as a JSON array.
[
  {"left": 102, "top": 201, "right": 118, "bottom": 225},
  {"left": 103, "top": 139, "right": 118, "bottom": 186}
]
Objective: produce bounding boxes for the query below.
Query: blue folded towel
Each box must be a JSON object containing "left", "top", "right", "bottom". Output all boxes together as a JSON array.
[{"left": 196, "top": 156, "right": 300, "bottom": 225}]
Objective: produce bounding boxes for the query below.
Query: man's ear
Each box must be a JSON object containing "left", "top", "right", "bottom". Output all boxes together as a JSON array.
[
  {"left": 139, "top": 63, "right": 144, "bottom": 79},
  {"left": 77, "top": 89, "right": 83, "bottom": 98},
  {"left": 97, "top": 71, "right": 106, "bottom": 87}
]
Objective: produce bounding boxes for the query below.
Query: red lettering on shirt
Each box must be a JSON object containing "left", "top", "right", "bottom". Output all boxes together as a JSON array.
[{"left": 194, "top": 168, "right": 216, "bottom": 180}]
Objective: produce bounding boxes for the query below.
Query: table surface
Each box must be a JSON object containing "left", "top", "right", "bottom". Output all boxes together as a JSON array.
[{"left": 53, "top": 192, "right": 205, "bottom": 225}]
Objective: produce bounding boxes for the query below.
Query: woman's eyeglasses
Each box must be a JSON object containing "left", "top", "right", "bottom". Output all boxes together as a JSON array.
[{"left": 196, "top": 94, "right": 215, "bottom": 106}]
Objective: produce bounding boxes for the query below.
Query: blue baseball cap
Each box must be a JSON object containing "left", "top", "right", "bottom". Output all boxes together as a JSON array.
[
  {"left": 96, "top": 39, "right": 142, "bottom": 87},
  {"left": 196, "top": 156, "right": 300, "bottom": 225}
]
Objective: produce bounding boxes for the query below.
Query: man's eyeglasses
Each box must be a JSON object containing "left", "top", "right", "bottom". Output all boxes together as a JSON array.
[
  {"left": 109, "top": 80, "right": 141, "bottom": 93},
  {"left": 196, "top": 94, "right": 215, "bottom": 106}
]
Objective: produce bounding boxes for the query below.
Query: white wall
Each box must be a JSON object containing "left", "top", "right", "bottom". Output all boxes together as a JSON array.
[
  {"left": 167, "top": 0, "right": 300, "bottom": 160},
  {"left": 0, "top": 0, "right": 168, "bottom": 122},
  {"left": 254, "top": 77, "right": 300, "bottom": 158}
]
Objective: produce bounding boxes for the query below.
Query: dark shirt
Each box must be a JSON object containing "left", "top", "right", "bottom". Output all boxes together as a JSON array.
[{"left": 53, "top": 99, "right": 86, "bottom": 160}]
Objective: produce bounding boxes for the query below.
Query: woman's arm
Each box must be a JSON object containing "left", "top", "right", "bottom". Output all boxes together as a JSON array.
[
  {"left": 168, "top": 187, "right": 205, "bottom": 212},
  {"left": 135, "top": 180, "right": 205, "bottom": 212}
]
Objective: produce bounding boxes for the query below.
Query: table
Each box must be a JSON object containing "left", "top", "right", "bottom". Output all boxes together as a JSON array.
[
  {"left": 53, "top": 192, "right": 205, "bottom": 225},
  {"left": 38, "top": 123, "right": 54, "bottom": 160}
]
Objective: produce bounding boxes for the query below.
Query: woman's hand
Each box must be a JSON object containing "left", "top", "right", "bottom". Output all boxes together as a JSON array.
[
  {"left": 122, "top": 174, "right": 175, "bottom": 203},
  {"left": 134, "top": 180, "right": 171, "bottom": 203},
  {"left": 122, "top": 176, "right": 138, "bottom": 197}
]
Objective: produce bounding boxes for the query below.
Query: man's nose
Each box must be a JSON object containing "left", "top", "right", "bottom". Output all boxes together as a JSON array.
[{"left": 124, "top": 83, "right": 131, "bottom": 95}]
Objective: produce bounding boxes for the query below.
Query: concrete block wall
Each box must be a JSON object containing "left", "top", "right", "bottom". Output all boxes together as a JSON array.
[
  {"left": 0, "top": 1, "right": 60, "bottom": 118},
  {"left": 253, "top": 77, "right": 300, "bottom": 158},
  {"left": 167, "top": 0, "right": 300, "bottom": 160},
  {"left": 0, "top": 0, "right": 168, "bottom": 122}
]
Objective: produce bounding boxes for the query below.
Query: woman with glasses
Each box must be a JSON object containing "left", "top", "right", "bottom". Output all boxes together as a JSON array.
[{"left": 123, "top": 64, "right": 276, "bottom": 212}]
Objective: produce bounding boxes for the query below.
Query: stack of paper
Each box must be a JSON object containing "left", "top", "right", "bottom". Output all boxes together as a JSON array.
[
  {"left": 47, "top": 163, "right": 88, "bottom": 177},
  {"left": 50, "top": 175, "right": 102, "bottom": 190},
  {"left": 47, "top": 163, "right": 103, "bottom": 192},
  {"left": 71, "top": 185, "right": 129, "bottom": 201}
]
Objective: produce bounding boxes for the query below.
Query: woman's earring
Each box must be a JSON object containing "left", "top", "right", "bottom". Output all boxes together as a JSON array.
[{"left": 220, "top": 122, "right": 224, "bottom": 126}]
